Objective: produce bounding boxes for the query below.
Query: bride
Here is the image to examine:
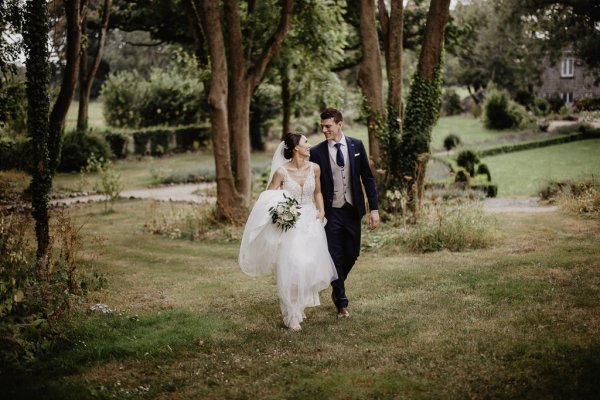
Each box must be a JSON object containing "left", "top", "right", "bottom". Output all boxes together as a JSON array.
[{"left": 238, "top": 133, "right": 338, "bottom": 331}]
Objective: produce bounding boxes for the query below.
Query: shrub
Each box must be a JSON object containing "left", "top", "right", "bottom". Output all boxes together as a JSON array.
[
  {"left": 514, "top": 88, "right": 535, "bottom": 109},
  {"left": 456, "top": 150, "right": 479, "bottom": 177},
  {"left": 104, "top": 131, "right": 129, "bottom": 159},
  {"left": 400, "top": 201, "right": 496, "bottom": 253},
  {"left": 101, "top": 70, "right": 142, "bottom": 128},
  {"left": 0, "top": 136, "right": 31, "bottom": 171},
  {"left": 483, "top": 89, "right": 532, "bottom": 130},
  {"left": 101, "top": 67, "right": 206, "bottom": 129},
  {"left": 81, "top": 154, "right": 123, "bottom": 212},
  {"left": 0, "top": 210, "right": 105, "bottom": 369},
  {"left": 58, "top": 130, "right": 113, "bottom": 172},
  {"left": 476, "top": 163, "right": 491, "bottom": 181},
  {"left": 0, "top": 80, "right": 27, "bottom": 136},
  {"left": 540, "top": 179, "right": 600, "bottom": 218},
  {"left": 547, "top": 94, "right": 564, "bottom": 114},
  {"left": 443, "top": 134, "right": 461, "bottom": 151},
  {"left": 441, "top": 89, "right": 463, "bottom": 116},
  {"left": 574, "top": 95, "right": 600, "bottom": 112},
  {"left": 534, "top": 97, "right": 551, "bottom": 116}
]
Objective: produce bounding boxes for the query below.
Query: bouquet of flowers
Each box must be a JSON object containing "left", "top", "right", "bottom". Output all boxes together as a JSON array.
[{"left": 269, "top": 194, "right": 301, "bottom": 231}]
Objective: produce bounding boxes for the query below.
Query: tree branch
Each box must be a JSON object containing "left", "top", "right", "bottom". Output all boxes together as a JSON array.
[{"left": 248, "top": 0, "right": 294, "bottom": 91}]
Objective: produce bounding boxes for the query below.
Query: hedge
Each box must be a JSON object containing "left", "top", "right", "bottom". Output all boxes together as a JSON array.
[
  {"left": 130, "top": 126, "right": 210, "bottom": 156},
  {"left": 479, "top": 125, "right": 600, "bottom": 157}
]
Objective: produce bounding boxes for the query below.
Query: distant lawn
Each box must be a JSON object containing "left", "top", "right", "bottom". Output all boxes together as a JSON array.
[
  {"left": 53, "top": 148, "right": 275, "bottom": 193},
  {"left": 482, "top": 139, "right": 600, "bottom": 196},
  {"left": 65, "top": 100, "right": 106, "bottom": 131},
  {"left": 431, "top": 115, "right": 527, "bottom": 151}
]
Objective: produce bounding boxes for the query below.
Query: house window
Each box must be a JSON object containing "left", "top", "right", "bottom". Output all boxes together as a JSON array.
[
  {"left": 561, "top": 58, "right": 574, "bottom": 78},
  {"left": 560, "top": 92, "right": 574, "bottom": 104}
]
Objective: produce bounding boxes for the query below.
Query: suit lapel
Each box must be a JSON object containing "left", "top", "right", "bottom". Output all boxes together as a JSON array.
[
  {"left": 319, "top": 141, "right": 333, "bottom": 184},
  {"left": 346, "top": 136, "right": 356, "bottom": 177}
]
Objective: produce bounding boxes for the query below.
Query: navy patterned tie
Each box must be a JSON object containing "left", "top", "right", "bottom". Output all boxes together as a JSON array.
[{"left": 334, "top": 143, "right": 344, "bottom": 167}]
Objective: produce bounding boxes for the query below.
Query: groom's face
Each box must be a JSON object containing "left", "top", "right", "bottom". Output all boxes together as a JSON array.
[{"left": 320, "top": 118, "right": 343, "bottom": 142}]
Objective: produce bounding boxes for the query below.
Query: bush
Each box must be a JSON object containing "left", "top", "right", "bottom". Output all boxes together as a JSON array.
[
  {"left": 100, "top": 70, "right": 142, "bottom": 128},
  {"left": 104, "top": 131, "right": 129, "bottom": 159},
  {"left": 0, "top": 210, "right": 105, "bottom": 369},
  {"left": 547, "top": 94, "right": 564, "bottom": 114},
  {"left": 400, "top": 201, "right": 495, "bottom": 253},
  {"left": 0, "top": 136, "right": 31, "bottom": 171},
  {"left": 574, "top": 95, "right": 600, "bottom": 112},
  {"left": 443, "top": 134, "right": 461, "bottom": 151},
  {"left": 0, "top": 80, "right": 27, "bottom": 136},
  {"left": 101, "top": 66, "right": 207, "bottom": 129},
  {"left": 483, "top": 89, "right": 532, "bottom": 130},
  {"left": 58, "top": 130, "right": 113, "bottom": 172},
  {"left": 441, "top": 89, "right": 463, "bottom": 116},
  {"left": 534, "top": 97, "right": 551, "bottom": 116},
  {"left": 456, "top": 150, "right": 479, "bottom": 177},
  {"left": 540, "top": 179, "right": 600, "bottom": 218}
]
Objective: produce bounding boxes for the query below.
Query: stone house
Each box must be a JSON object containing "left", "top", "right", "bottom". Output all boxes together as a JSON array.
[{"left": 537, "top": 54, "right": 600, "bottom": 105}]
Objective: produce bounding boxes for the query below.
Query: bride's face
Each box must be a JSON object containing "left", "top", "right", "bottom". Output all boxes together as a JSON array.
[{"left": 295, "top": 135, "right": 311, "bottom": 157}]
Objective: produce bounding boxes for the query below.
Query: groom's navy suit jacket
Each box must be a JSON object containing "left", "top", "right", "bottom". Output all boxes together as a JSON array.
[{"left": 310, "top": 136, "right": 378, "bottom": 217}]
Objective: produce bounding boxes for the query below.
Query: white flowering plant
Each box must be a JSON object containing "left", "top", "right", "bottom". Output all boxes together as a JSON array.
[{"left": 269, "top": 194, "right": 301, "bottom": 231}]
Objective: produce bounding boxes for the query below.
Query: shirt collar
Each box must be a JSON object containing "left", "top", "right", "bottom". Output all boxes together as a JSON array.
[{"left": 328, "top": 133, "right": 346, "bottom": 149}]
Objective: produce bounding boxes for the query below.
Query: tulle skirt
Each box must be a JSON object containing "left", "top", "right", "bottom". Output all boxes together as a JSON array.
[{"left": 239, "top": 190, "right": 337, "bottom": 327}]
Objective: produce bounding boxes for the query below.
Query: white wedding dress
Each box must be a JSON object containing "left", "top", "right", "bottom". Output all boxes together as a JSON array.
[{"left": 239, "top": 162, "right": 337, "bottom": 328}]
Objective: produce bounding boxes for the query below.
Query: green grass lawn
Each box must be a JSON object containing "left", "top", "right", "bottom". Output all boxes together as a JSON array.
[
  {"left": 430, "top": 115, "right": 530, "bottom": 152},
  {"left": 483, "top": 139, "right": 600, "bottom": 196},
  {"left": 65, "top": 100, "right": 106, "bottom": 131},
  {"left": 3, "top": 200, "right": 600, "bottom": 399}
]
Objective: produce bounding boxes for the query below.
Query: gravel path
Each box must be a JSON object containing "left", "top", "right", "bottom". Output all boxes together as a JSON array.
[
  {"left": 51, "top": 183, "right": 216, "bottom": 206},
  {"left": 51, "top": 184, "right": 556, "bottom": 213}
]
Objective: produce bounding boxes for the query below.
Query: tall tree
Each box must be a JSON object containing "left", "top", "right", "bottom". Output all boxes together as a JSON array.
[
  {"left": 77, "top": 0, "right": 111, "bottom": 131},
  {"left": 23, "top": 0, "right": 51, "bottom": 268},
  {"left": 514, "top": 0, "right": 600, "bottom": 70},
  {"left": 185, "top": 0, "right": 293, "bottom": 219},
  {"left": 48, "top": 0, "right": 82, "bottom": 172},
  {"left": 357, "top": 0, "right": 385, "bottom": 167},
  {"left": 394, "top": 0, "right": 451, "bottom": 215}
]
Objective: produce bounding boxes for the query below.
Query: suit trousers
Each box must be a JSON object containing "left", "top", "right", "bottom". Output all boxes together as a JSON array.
[{"left": 325, "top": 204, "right": 361, "bottom": 309}]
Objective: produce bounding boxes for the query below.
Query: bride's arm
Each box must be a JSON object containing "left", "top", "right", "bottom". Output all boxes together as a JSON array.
[
  {"left": 313, "top": 164, "right": 325, "bottom": 222},
  {"left": 267, "top": 167, "right": 284, "bottom": 190}
]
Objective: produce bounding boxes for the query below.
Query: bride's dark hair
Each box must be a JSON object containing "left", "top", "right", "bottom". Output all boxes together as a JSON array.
[{"left": 283, "top": 132, "right": 303, "bottom": 159}]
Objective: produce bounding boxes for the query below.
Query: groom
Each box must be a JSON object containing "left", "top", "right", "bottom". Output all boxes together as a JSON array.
[{"left": 309, "top": 108, "right": 379, "bottom": 317}]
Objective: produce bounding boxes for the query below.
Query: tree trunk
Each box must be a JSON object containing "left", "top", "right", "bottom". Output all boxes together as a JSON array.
[
  {"left": 385, "top": 0, "right": 404, "bottom": 119},
  {"left": 77, "top": 0, "right": 111, "bottom": 132},
  {"left": 281, "top": 65, "right": 291, "bottom": 139},
  {"left": 48, "top": 0, "right": 81, "bottom": 173},
  {"left": 397, "top": 0, "right": 451, "bottom": 218},
  {"left": 357, "top": 0, "right": 384, "bottom": 167},
  {"left": 24, "top": 0, "right": 52, "bottom": 271},
  {"left": 418, "top": 0, "right": 450, "bottom": 80},
  {"left": 187, "top": 0, "right": 292, "bottom": 219},
  {"left": 200, "top": 0, "right": 244, "bottom": 221}
]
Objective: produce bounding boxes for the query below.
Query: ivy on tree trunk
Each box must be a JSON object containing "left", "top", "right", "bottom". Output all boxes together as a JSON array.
[{"left": 24, "top": 0, "right": 51, "bottom": 269}]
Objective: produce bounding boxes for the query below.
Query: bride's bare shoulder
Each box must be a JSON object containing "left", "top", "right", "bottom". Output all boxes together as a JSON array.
[{"left": 310, "top": 162, "right": 321, "bottom": 173}]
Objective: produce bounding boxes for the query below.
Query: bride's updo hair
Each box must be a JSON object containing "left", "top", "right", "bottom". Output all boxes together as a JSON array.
[{"left": 283, "top": 132, "right": 303, "bottom": 159}]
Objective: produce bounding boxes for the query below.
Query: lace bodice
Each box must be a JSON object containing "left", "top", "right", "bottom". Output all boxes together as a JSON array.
[{"left": 281, "top": 162, "right": 315, "bottom": 206}]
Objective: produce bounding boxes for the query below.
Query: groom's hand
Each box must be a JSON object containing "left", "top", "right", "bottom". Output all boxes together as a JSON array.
[{"left": 368, "top": 210, "right": 380, "bottom": 230}]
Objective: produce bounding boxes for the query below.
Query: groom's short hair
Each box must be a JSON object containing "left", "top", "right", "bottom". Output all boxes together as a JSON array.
[{"left": 321, "top": 108, "right": 343, "bottom": 123}]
